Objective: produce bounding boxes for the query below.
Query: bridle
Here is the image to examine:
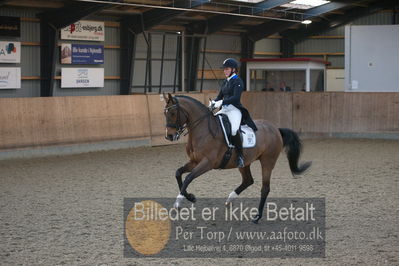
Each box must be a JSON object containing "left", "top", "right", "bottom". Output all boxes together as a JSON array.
[
  {"left": 164, "top": 98, "right": 187, "bottom": 140},
  {"left": 164, "top": 97, "right": 214, "bottom": 140}
]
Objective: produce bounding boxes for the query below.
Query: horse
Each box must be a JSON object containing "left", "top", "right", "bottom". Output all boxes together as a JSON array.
[{"left": 163, "top": 93, "right": 311, "bottom": 223}]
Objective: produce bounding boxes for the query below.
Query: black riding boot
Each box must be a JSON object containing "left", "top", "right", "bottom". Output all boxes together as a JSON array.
[{"left": 232, "top": 134, "right": 245, "bottom": 168}]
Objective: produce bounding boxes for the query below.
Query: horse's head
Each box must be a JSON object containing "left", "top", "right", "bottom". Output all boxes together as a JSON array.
[{"left": 163, "top": 93, "right": 188, "bottom": 141}]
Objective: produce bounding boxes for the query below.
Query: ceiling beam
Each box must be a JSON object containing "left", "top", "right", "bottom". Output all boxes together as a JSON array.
[
  {"left": 246, "top": 1, "right": 355, "bottom": 41},
  {"left": 283, "top": 0, "right": 399, "bottom": 43},
  {"left": 38, "top": 1, "right": 118, "bottom": 29},
  {"left": 303, "top": 1, "right": 347, "bottom": 20},
  {"left": 187, "top": 0, "right": 292, "bottom": 34},
  {"left": 330, "top": 0, "right": 368, "bottom": 7},
  {"left": 0, "top": 0, "right": 11, "bottom": 7},
  {"left": 4, "top": 0, "right": 64, "bottom": 8},
  {"left": 128, "top": 0, "right": 209, "bottom": 34}
]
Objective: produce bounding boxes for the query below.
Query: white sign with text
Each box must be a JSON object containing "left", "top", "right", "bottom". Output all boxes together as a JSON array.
[
  {"left": 0, "top": 41, "right": 21, "bottom": 63},
  {"left": 61, "top": 68, "right": 104, "bottom": 88},
  {"left": 0, "top": 67, "right": 21, "bottom": 89}
]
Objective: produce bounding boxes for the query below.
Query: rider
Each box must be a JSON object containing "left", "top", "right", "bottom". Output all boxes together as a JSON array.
[{"left": 210, "top": 58, "right": 257, "bottom": 168}]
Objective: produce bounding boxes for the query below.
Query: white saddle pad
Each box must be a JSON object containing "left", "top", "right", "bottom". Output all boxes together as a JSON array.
[{"left": 241, "top": 125, "right": 256, "bottom": 148}]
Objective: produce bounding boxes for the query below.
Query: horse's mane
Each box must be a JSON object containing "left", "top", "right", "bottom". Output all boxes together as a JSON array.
[
  {"left": 175, "top": 95, "right": 211, "bottom": 114},
  {"left": 174, "top": 95, "right": 217, "bottom": 137}
]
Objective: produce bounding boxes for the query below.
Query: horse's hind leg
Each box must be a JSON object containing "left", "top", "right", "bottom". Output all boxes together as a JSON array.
[
  {"left": 253, "top": 164, "right": 273, "bottom": 224},
  {"left": 225, "top": 165, "right": 254, "bottom": 205}
]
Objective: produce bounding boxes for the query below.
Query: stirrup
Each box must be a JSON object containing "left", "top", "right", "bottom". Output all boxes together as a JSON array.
[{"left": 237, "top": 155, "right": 244, "bottom": 168}]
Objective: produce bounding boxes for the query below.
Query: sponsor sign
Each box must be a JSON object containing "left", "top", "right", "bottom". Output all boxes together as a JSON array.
[
  {"left": 60, "top": 20, "right": 105, "bottom": 41},
  {"left": 61, "top": 43, "right": 104, "bottom": 64},
  {"left": 0, "top": 41, "right": 21, "bottom": 63},
  {"left": 0, "top": 16, "right": 20, "bottom": 37},
  {"left": 61, "top": 68, "right": 104, "bottom": 88},
  {"left": 0, "top": 68, "right": 21, "bottom": 89}
]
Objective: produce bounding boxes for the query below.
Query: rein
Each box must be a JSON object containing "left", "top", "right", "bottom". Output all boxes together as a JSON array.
[{"left": 164, "top": 97, "right": 215, "bottom": 140}]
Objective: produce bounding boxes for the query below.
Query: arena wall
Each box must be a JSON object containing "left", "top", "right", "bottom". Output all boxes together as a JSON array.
[
  {"left": 0, "top": 92, "right": 398, "bottom": 150},
  {"left": 0, "top": 95, "right": 150, "bottom": 149}
]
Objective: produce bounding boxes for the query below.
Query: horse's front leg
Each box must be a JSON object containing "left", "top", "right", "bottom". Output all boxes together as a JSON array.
[
  {"left": 175, "top": 161, "right": 196, "bottom": 191},
  {"left": 174, "top": 158, "right": 212, "bottom": 209}
]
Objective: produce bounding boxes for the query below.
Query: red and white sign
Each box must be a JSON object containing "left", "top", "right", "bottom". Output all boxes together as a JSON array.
[{"left": 61, "top": 20, "right": 105, "bottom": 42}]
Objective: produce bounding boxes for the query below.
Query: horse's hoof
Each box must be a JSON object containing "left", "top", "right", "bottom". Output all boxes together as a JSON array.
[
  {"left": 225, "top": 201, "right": 234, "bottom": 206},
  {"left": 187, "top": 193, "right": 196, "bottom": 203},
  {"left": 225, "top": 191, "right": 238, "bottom": 206},
  {"left": 173, "top": 202, "right": 181, "bottom": 210},
  {"left": 252, "top": 215, "right": 261, "bottom": 224}
]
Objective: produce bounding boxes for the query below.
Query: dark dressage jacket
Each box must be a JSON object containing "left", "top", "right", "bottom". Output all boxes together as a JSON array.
[{"left": 215, "top": 75, "right": 258, "bottom": 131}]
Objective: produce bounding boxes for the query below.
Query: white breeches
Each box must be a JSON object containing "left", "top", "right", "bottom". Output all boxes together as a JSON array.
[{"left": 215, "top": 104, "right": 242, "bottom": 136}]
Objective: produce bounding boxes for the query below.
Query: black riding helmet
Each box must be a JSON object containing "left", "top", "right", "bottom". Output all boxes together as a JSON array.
[{"left": 222, "top": 58, "right": 239, "bottom": 69}]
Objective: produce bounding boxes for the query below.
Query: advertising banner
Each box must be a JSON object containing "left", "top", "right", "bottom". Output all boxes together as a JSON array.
[
  {"left": 0, "top": 41, "right": 21, "bottom": 63},
  {"left": 60, "top": 20, "right": 105, "bottom": 41},
  {"left": 61, "top": 68, "right": 104, "bottom": 88},
  {"left": 0, "top": 16, "right": 20, "bottom": 37},
  {"left": 0, "top": 67, "right": 21, "bottom": 89},
  {"left": 61, "top": 43, "right": 104, "bottom": 64}
]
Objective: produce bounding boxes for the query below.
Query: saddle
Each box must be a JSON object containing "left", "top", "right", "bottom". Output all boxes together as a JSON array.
[
  {"left": 216, "top": 114, "right": 256, "bottom": 169},
  {"left": 217, "top": 114, "right": 256, "bottom": 149}
]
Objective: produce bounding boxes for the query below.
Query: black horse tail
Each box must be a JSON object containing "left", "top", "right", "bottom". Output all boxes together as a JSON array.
[{"left": 279, "top": 128, "right": 312, "bottom": 175}]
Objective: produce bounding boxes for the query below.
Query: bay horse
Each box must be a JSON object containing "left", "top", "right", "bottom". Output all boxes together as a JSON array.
[{"left": 163, "top": 93, "right": 311, "bottom": 223}]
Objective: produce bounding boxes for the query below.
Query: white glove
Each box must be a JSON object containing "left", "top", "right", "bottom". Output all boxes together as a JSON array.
[{"left": 214, "top": 100, "right": 223, "bottom": 109}]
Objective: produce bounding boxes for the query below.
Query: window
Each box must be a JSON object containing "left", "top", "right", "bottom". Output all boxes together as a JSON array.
[
  {"left": 281, "top": 0, "right": 330, "bottom": 10},
  {"left": 249, "top": 69, "right": 306, "bottom": 92}
]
